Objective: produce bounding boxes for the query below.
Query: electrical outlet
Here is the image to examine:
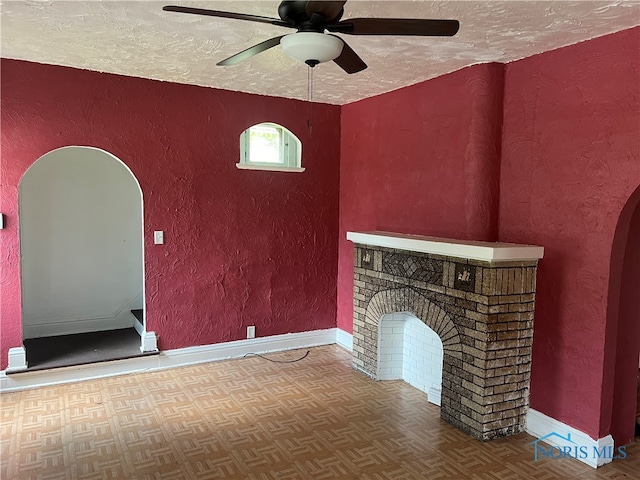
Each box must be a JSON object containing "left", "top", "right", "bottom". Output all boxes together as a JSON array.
[{"left": 247, "top": 326, "right": 256, "bottom": 339}]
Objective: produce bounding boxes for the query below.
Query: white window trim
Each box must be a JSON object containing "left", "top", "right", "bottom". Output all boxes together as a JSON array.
[{"left": 235, "top": 163, "right": 305, "bottom": 173}]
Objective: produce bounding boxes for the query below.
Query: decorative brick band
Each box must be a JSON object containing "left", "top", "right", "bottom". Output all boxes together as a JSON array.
[{"left": 351, "top": 244, "right": 538, "bottom": 441}]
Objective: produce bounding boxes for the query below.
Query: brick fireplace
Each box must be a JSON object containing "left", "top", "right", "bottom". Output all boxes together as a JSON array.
[{"left": 347, "top": 231, "right": 544, "bottom": 441}]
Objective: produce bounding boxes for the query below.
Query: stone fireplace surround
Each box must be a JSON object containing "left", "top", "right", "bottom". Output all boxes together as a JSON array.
[{"left": 347, "top": 231, "right": 544, "bottom": 441}]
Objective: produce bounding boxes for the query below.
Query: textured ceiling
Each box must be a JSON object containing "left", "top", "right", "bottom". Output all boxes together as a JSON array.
[{"left": 2, "top": 1, "right": 639, "bottom": 105}]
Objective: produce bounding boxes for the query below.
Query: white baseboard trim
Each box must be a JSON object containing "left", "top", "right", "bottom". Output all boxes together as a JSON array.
[
  {"left": 525, "top": 408, "right": 616, "bottom": 468},
  {"left": 6, "top": 347, "right": 27, "bottom": 373},
  {"left": 0, "top": 328, "right": 337, "bottom": 393},
  {"left": 336, "top": 328, "right": 353, "bottom": 351}
]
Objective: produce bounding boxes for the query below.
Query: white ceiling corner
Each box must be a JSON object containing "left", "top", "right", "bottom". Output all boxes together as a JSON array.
[{"left": 1, "top": 0, "right": 639, "bottom": 105}]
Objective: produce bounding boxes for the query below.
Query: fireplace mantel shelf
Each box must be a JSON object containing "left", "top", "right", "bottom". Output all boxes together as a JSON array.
[{"left": 346, "top": 231, "right": 544, "bottom": 262}]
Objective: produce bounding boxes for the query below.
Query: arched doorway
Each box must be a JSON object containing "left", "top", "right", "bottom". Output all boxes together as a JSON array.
[
  {"left": 19, "top": 146, "right": 150, "bottom": 369},
  {"left": 607, "top": 185, "right": 640, "bottom": 446}
]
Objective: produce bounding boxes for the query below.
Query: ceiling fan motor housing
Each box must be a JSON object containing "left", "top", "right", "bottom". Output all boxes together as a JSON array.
[
  {"left": 280, "top": 33, "right": 344, "bottom": 65},
  {"left": 278, "top": 1, "right": 344, "bottom": 27}
]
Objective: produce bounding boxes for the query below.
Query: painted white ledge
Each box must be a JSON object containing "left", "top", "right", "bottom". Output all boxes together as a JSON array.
[
  {"left": 140, "top": 331, "right": 158, "bottom": 353},
  {"left": 235, "top": 163, "right": 305, "bottom": 173},
  {"left": 347, "top": 231, "right": 544, "bottom": 262},
  {"left": 6, "top": 347, "right": 27, "bottom": 373}
]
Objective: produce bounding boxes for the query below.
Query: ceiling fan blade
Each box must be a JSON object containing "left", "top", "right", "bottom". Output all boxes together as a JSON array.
[
  {"left": 162, "top": 5, "right": 292, "bottom": 28},
  {"left": 330, "top": 37, "right": 367, "bottom": 74},
  {"left": 217, "top": 36, "right": 286, "bottom": 66},
  {"left": 305, "top": 1, "right": 346, "bottom": 22},
  {"left": 328, "top": 18, "right": 460, "bottom": 36}
]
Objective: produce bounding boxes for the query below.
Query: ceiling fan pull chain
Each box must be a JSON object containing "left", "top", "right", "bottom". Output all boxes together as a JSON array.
[{"left": 307, "top": 65, "right": 314, "bottom": 134}]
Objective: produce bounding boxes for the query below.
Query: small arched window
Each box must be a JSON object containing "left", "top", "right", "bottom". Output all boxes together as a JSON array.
[{"left": 237, "top": 122, "right": 304, "bottom": 172}]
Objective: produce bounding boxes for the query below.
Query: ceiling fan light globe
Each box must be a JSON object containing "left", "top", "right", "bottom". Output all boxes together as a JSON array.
[{"left": 280, "top": 32, "right": 343, "bottom": 64}]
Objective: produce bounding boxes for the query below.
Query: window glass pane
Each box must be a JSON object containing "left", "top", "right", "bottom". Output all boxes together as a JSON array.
[{"left": 249, "top": 125, "right": 281, "bottom": 164}]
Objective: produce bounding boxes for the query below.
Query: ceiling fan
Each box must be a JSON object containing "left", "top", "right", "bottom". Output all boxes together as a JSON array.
[{"left": 163, "top": 1, "right": 460, "bottom": 74}]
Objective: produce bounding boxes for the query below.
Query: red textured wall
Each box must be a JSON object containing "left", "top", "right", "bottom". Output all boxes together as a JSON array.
[
  {"left": 3, "top": 29, "right": 639, "bottom": 446},
  {"left": 337, "top": 62, "right": 505, "bottom": 332},
  {"left": 337, "top": 28, "right": 639, "bottom": 441},
  {"left": 0, "top": 59, "right": 340, "bottom": 370},
  {"left": 500, "top": 28, "right": 640, "bottom": 439}
]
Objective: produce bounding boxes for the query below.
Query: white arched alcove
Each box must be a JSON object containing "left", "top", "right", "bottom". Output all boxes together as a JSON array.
[{"left": 19, "top": 146, "right": 148, "bottom": 347}]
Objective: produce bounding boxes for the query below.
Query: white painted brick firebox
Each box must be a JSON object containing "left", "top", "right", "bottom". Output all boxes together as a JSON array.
[{"left": 377, "top": 313, "right": 444, "bottom": 406}]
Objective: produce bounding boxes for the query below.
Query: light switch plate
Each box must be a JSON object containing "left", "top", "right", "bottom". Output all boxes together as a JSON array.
[{"left": 154, "top": 231, "right": 164, "bottom": 244}]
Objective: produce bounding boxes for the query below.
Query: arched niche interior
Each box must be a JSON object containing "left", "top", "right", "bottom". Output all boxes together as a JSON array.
[
  {"left": 19, "top": 146, "right": 152, "bottom": 368},
  {"left": 607, "top": 184, "right": 640, "bottom": 446}
]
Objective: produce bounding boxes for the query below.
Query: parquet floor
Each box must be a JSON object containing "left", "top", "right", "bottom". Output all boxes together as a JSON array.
[{"left": 1, "top": 345, "right": 638, "bottom": 479}]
